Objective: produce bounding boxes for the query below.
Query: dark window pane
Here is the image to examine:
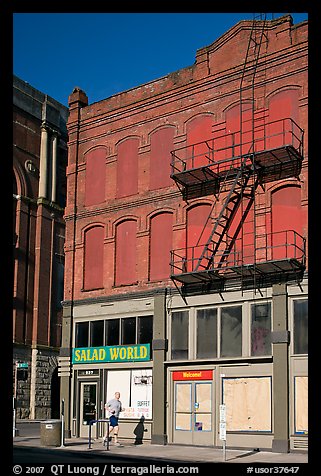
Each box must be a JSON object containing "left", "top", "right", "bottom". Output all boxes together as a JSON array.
[
  {"left": 197, "top": 308, "right": 217, "bottom": 358},
  {"left": 90, "top": 320, "right": 104, "bottom": 347},
  {"left": 106, "top": 319, "right": 120, "bottom": 346},
  {"left": 122, "top": 317, "right": 136, "bottom": 345},
  {"left": 221, "top": 306, "right": 242, "bottom": 357},
  {"left": 251, "top": 303, "right": 271, "bottom": 356},
  {"left": 171, "top": 311, "right": 189, "bottom": 360},
  {"left": 294, "top": 300, "right": 308, "bottom": 354},
  {"left": 138, "top": 316, "right": 153, "bottom": 344},
  {"left": 75, "top": 322, "right": 89, "bottom": 347}
]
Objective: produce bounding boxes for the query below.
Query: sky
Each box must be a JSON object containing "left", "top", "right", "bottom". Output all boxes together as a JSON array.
[{"left": 13, "top": 12, "right": 308, "bottom": 107}]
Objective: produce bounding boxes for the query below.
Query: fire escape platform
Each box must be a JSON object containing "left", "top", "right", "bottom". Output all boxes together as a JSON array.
[
  {"left": 171, "top": 144, "right": 302, "bottom": 195},
  {"left": 171, "top": 257, "right": 305, "bottom": 287},
  {"left": 253, "top": 145, "right": 303, "bottom": 181}
]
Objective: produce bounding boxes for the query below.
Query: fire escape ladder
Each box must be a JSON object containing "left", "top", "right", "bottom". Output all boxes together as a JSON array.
[
  {"left": 195, "top": 160, "right": 242, "bottom": 248},
  {"left": 194, "top": 156, "right": 253, "bottom": 272},
  {"left": 217, "top": 170, "right": 262, "bottom": 270}
]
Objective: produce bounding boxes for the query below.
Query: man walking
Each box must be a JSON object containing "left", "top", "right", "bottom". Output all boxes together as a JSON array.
[{"left": 103, "top": 391, "right": 123, "bottom": 446}]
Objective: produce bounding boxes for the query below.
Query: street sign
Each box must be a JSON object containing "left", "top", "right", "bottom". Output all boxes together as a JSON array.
[
  {"left": 219, "top": 422, "right": 226, "bottom": 441},
  {"left": 219, "top": 404, "right": 227, "bottom": 446},
  {"left": 16, "top": 362, "right": 28, "bottom": 369},
  {"left": 219, "top": 404, "right": 226, "bottom": 422}
]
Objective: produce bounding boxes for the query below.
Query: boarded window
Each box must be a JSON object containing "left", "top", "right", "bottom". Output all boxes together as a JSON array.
[
  {"left": 116, "top": 138, "right": 139, "bottom": 198},
  {"left": 225, "top": 102, "right": 253, "bottom": 157},
  {"left": 221, "top": 306, "right": 242, "bottom": 357},
  {"left": 149, "top": 212, "right": 173, "bottom": 281},
  {"left": 196, "top": 308, "right": 217, "bottom": 359},
  {"left": 227, "top": 197, "right": 254, "bottom": 265},
  {"left": 268, "top": 89, "right": 300, "bottom": 149},
  {"left": 115, "top": 220, "right": 137, "bottom": 286},
  {"left": 223, "top": 377, "right": 272, "bottom": 432},
  {"left": 83, "top": 226, "right": 104, "bottom": 290},
  {"left": 268, "top": 89, "right": 299, "bottom": 123},
  {"left": 175, "top": 383, "right": 192, "bottom": 430},
  {"left": 251, "top": 303, "right": 271, "bottom": 356},
  {"left": 271, "top": 186, "right": 303, "bottom": 260},
  {"left": 186, "top": 115, "right": 213, "bottom": 169},
  {"left": 294, "top": 376, "right": 308, "bottom": 434},
  {"left": 85, "top": 147, "right": 106, "bottom": 206},
  {"left": 150, "top": 127, "right": 175, "bottom": 190},
  {"left": 171, "top": 311, "right": 189, "bottom": 360},
  {"left": 293, "top": 299, "right": 308, "bottom": 354},
  {"left": 186, "top": 204, "right": 212, "bottom": 272}
]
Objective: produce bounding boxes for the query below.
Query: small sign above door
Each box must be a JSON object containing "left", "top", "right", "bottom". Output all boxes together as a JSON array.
[{"left": 172, "top": 370, "right": 213, "bottom": 381}]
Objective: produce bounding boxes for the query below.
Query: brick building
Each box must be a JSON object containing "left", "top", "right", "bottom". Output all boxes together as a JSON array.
[
  {"left": 60, "top": 15, "right": 308, "bottom": 452},
  {"left": 13, "top": 75, "right": 68, "bottom": 419}
]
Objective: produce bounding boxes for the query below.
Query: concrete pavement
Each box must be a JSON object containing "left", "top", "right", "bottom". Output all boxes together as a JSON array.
[{"left": 13, "top": 434, "right": 308, "bottom": 464}]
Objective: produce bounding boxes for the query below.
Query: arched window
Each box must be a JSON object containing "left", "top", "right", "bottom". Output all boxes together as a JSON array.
[
  {"left": 271, "top": 185, "right": 303, "bottom": 260},
  {"left": 13, "top": 174, "right": 18, "bottom": 242},
  {"left": 268, "top": 89, "right": 300, "bottom": 149},
  {"left": 115, "top": 220, "right": 137, "bottom": 285},
  {"left": 227, "top": 198, "right": 255, "bottom": 265},
  {"left": 83, "top": 226, "right": 104, "bottom": 290},
  {"left": 186, "top": 204, "right": 212, "bottom": 271},
  {"left": 84, "top": 147, "right": 106, "bottom": 206},
  {"left": 116, "top": 138, "right": 139, "bottom": 198},
  {"left": 150, "top": 127, "right": 175, "bottom": 190},
  {"left": 149, "top": 212, "right": 173, "bottom": 280},
  {"left": 225, "top": 102, "right": 253, "bottom": 158},
  {"left": 186, "top": 115, "right": 213, "bottom": 168}
]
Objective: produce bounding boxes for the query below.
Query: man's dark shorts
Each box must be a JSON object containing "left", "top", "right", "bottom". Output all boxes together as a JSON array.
[{"left": 110, "top": 415, "right": 119, "bottom": 427}]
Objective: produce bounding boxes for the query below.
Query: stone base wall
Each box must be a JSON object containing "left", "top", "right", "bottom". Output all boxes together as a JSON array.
[{"left": 13, "top": 345, "right": 59, "bottom": 420}]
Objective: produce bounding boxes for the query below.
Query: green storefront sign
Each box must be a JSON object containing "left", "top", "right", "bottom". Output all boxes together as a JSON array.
[{"left": 72, "top": 343, "right": 150, "bottom": 364}]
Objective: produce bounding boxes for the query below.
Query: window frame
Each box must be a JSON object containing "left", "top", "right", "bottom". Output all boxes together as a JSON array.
[
  {"left": 250, "top": 301, "right": 272, "bottom": 357},
  {"left": 291, "top": 298, "right": 308, "bottom": 355}
]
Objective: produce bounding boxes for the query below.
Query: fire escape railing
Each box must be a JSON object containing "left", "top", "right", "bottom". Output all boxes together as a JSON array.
[
  {"left": 170, "top": 230, "right": 306, "bottom": 282},
  {"left": 169, "top": 117, "right": 305, "bottom": 287},
  {"left": 170, "top": 117, "right": 304, "bottom": 179}
]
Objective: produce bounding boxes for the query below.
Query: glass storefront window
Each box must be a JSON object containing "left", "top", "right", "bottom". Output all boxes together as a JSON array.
[
  {"left": 138, "top": 316, "right": 153, "bottom": 344},
  {"left": 251, "top": 303, "right": 271, "bottom": 356},
  {"left": 122, "top": 317, "right": 136, "bottom": 345},
  {"left": 196, "top": 308, "right": 217, "bottom": 359},
  {"left": 75, "top": 322, "right": 89, "bottom": 347},
  {"left": 171, "top": 311, "right": 189, "bottom": 359},
  {"left": 90, "top": 320, "right": 104, "bottom": 347},
  {"left": 221, "top": 306, "right": 242, "bottom": 357},
  {"left": 293, "top": 299, "right": 308, "bottom": 354},
  {"left": 106, "top": 319, "right": 120, "bottom": 346}
]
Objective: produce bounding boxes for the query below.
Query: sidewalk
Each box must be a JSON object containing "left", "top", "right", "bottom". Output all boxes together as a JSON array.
[{"left": 13, "top": 435, "right": 308, "bottom": 464}]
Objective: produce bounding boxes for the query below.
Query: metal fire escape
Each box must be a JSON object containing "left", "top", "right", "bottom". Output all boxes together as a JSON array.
[{"left": 170, "top": 14, "right": 306, "bottom": 295}]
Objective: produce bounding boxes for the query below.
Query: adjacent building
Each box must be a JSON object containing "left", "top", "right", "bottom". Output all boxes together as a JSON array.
[
  {"left": 60, "top": 15, "right": 308, "bottom": 452},
  {"left": 13, "top": 75, "right": 68, "bottom": 419}
]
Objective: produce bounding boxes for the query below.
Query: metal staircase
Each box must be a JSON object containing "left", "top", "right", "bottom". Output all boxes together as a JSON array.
[
  {"left": 169, "top": 14, "right": 306, "bottom": 295},
  {"left": 194, "top": 156, "right": 256, "bottom": 273}
]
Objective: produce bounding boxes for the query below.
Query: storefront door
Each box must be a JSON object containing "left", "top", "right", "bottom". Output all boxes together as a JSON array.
[
  {"left": 173, "top": 380, "right": 213, "bottom": 445},
  {"left": 79, "top": 382, "right": 97, "bottom": 437}
]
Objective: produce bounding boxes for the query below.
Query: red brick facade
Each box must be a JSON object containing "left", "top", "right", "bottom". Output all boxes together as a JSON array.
[
  {"left": 64, "top": 16, "right": 308, "bottom": 303},
  {"left": 61, "top": 16, "right": 308, "bottom": 449}
]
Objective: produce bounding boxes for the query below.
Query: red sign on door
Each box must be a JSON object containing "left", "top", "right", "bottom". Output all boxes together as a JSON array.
[{"left": 172, "top": 370, "right": 213, "bottom": 381}]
